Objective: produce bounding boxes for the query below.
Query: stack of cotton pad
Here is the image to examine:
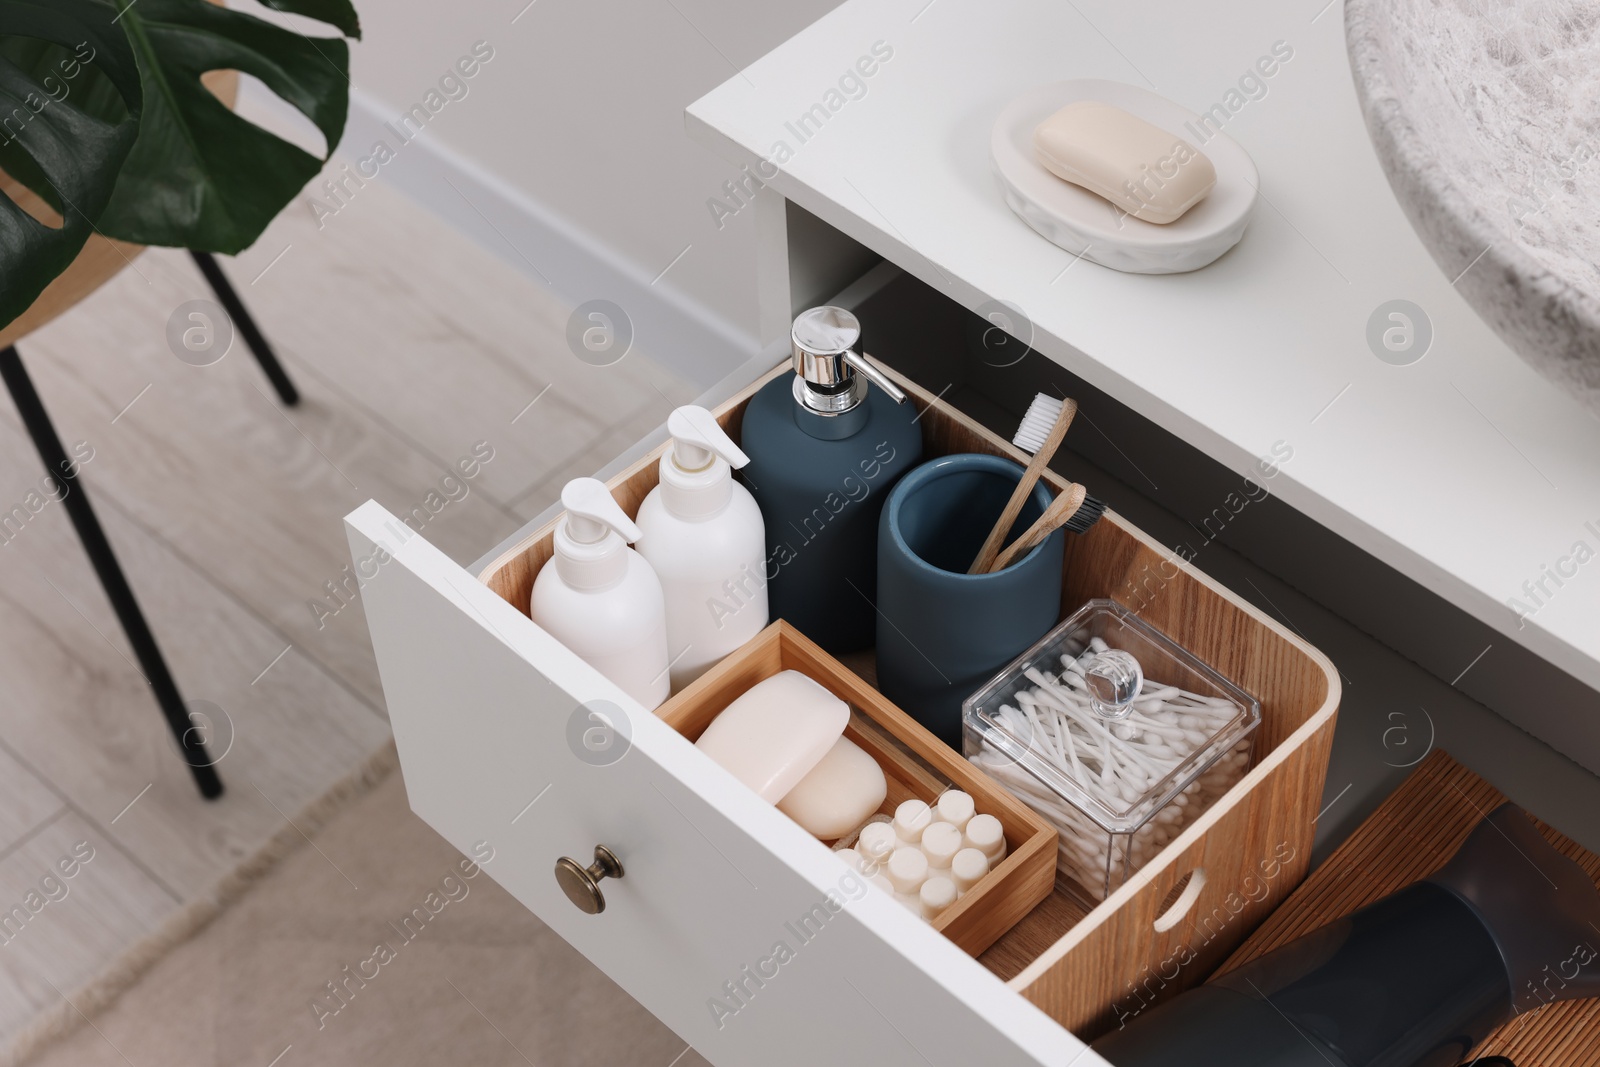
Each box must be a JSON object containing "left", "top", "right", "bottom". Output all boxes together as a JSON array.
[{"left": 833, "top": 791, "right": 1007, "bottom": 921}]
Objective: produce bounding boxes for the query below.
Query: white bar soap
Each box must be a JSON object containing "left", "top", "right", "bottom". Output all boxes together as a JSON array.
[
  {"left": 777, "top": 736, "right": 888, "bottom": 840},
  {"left": 694, "top": 670, "right": 848, "bottom": 802},
  {"left": 1033, "top": 100, "right": 1215, "bottom": 224}
]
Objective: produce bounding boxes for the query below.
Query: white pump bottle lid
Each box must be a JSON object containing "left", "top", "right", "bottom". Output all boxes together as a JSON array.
[
  {"left": 554, "top": 478, "right": 641, "bottom": 589},
  {"left": 659, "top": 406, "right": 750, "bottom": 520}
]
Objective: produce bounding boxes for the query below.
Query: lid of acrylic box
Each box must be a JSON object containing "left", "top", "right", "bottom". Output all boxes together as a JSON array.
[{"left": 962, "top": 599, "right": 1261, "bottom": 834}]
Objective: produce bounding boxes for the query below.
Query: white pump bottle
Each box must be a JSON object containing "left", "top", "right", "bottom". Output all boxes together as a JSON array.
[
  {"left": 530, "top": 478, "right": 671, "bottom": 710},
  {"left": 636, "top": 406, "right": 769, "bottom": 691}
]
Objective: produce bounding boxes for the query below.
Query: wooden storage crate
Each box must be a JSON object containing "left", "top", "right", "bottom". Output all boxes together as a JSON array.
[
  {"left": 657, "top": 619, "right": 1059, "bottom": 956},
  {"left": 476, "top": 361, "right": 1341, "bottom": 1037}
]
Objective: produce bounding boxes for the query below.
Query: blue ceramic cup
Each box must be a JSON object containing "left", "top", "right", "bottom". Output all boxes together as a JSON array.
[{"left": 876, "top": 453, "right": 1065, "bottom": 748}]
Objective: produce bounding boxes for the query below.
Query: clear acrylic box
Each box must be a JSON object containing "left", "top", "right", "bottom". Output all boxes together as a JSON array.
[{"left": 963, "top": 599, "right": 1260, "bottom": 904}]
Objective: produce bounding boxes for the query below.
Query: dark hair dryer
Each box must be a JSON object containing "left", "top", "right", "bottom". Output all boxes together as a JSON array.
[{"left": 1092, "top": 803, "right": 1600, "bottom": 1067}]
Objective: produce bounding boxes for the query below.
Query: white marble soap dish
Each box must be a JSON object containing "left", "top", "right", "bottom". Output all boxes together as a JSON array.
[{"left": 991, "top": 79, "right": 1259, "bottom": 274}]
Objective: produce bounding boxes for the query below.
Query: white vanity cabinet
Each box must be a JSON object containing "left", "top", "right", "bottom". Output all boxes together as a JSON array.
[{"left": 346, "top": 0, "right": 1600, "bottom": 1063}]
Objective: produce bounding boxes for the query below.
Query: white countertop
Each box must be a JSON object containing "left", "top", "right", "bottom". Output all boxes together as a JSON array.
[{"left": 687, "top": 0, "right": 1600, "bottom": 694}]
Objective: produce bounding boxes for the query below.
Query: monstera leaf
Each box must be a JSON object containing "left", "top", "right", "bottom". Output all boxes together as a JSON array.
[
  {"left": 0, "top": 0, "right": 143, "bottom": 328},
  {"left": 0, "top": 0, "right": 359, "bottom": 330},
  {"left": 96, "top": 0, "right": 358, "bottom": 250}
]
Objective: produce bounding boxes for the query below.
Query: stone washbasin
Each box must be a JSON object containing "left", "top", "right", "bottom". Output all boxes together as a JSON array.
[{"left": 1346, "top": 0, "right": 1600, "bottom": 414}]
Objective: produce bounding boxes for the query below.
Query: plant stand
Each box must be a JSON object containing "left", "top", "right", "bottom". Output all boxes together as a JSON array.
[
  {"left": 0, "top": 256, "right": 301, "bottom": 800},
  {"left": 191, "top": 252, "right": 300, "bottom": 406}
]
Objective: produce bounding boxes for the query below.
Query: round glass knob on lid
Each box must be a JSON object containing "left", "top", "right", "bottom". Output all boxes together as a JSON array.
[
  {"left": 554, "top": 845, "right": 624, "bottom": 914},
  {"left": 1085, "top": 649, "right": 1143, "bottom": 720}
]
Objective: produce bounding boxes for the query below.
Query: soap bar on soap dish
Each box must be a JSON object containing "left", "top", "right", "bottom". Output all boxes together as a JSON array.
[
  {"left": 777, "top": 735, "right": 887, "bottom": 840},
  {"left": 694, "top": 670, "right": 849, "bottom": 802},
  {"left": 1033, "top": 100, "right": 1215, "bottom": 224}
]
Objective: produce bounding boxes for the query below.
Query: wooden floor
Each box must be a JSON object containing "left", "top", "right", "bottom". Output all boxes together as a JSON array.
[{"left": 0, "top": 153, "right": 695, "bottom": 1051}]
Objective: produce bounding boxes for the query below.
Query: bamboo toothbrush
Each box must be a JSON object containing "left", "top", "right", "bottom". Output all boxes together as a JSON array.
[
  {"left": 968, "top": 396, "right": 1077, "bottom": 573},
  {"left": 981, "top": 393, "right": 1108, "bottom": 573},
  {"left": 990, "top": 482, "right": 1088, "bottom": 571}
]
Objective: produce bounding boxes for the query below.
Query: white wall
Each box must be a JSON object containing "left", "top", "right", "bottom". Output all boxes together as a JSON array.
[{"left": 251, "top": 0, "right": 842, "bottom": 382}]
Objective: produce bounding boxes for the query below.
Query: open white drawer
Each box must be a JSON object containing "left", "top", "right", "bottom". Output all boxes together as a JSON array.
[
  {"left": 345, "top": 497, "right": 1094, "bottom": 1066},
  {"left": 346, "top": 348, "right": 1339, "bottom": 1067}
]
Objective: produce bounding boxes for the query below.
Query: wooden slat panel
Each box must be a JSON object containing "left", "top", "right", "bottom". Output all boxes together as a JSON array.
[{"left": 1217, "top": 750, "right": 1600, "bottom": 1065}]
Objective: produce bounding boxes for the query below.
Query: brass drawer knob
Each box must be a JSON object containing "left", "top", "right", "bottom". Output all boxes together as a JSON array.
[{"left": 554, "top": 845, "right": 624, "bottom": 914}]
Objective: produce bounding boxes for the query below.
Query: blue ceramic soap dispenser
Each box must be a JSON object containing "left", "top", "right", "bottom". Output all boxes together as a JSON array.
[{"left": 738, "top": 307, "right": 923, "bottom": 653}]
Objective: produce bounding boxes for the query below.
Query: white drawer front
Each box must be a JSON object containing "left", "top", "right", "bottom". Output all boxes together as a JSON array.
[{"left": 347, "top": 503, "right": 1099, "bottom": 1067}]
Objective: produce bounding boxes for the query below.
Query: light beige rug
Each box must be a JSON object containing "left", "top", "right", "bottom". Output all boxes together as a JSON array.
[{"left": 23, "top": 758, "right": 710, "bottom": 1067}]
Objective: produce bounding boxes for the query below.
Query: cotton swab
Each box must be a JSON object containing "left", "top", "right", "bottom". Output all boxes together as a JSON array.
[{"left": 971, "top": 640, "right": 1251, "bottom": 901}]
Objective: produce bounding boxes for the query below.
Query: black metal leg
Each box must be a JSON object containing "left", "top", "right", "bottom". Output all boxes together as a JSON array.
[
  {"left": 0, "top": 346, "right": 223, "bottom": 799},
  {"left": 190, "top": 251, "right": 300, "bottom": 406}
]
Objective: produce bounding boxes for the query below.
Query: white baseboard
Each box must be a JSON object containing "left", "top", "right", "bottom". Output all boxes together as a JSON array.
[{"left": 243, "top": 81, "right": 758, "bottom": 387}]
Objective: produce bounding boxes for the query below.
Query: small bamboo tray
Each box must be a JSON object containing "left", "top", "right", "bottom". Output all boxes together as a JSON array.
[
  {"left": 1216, "top": 750, "right": 1600, "bottom": 1065},
  {"left": 656, "top": 620, "right": 1059, "bottom": 956}
]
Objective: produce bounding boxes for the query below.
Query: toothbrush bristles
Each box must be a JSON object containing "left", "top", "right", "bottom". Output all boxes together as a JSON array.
[
  {"left": 1012, "top": 394, "right": 1065, "bottom": 455},
  {"left": 1062, "top": 493, "right": 1106, "bottom": 534},
  {"left": 1011, "top": 391, "right": 1108, "bottom": 536}
]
